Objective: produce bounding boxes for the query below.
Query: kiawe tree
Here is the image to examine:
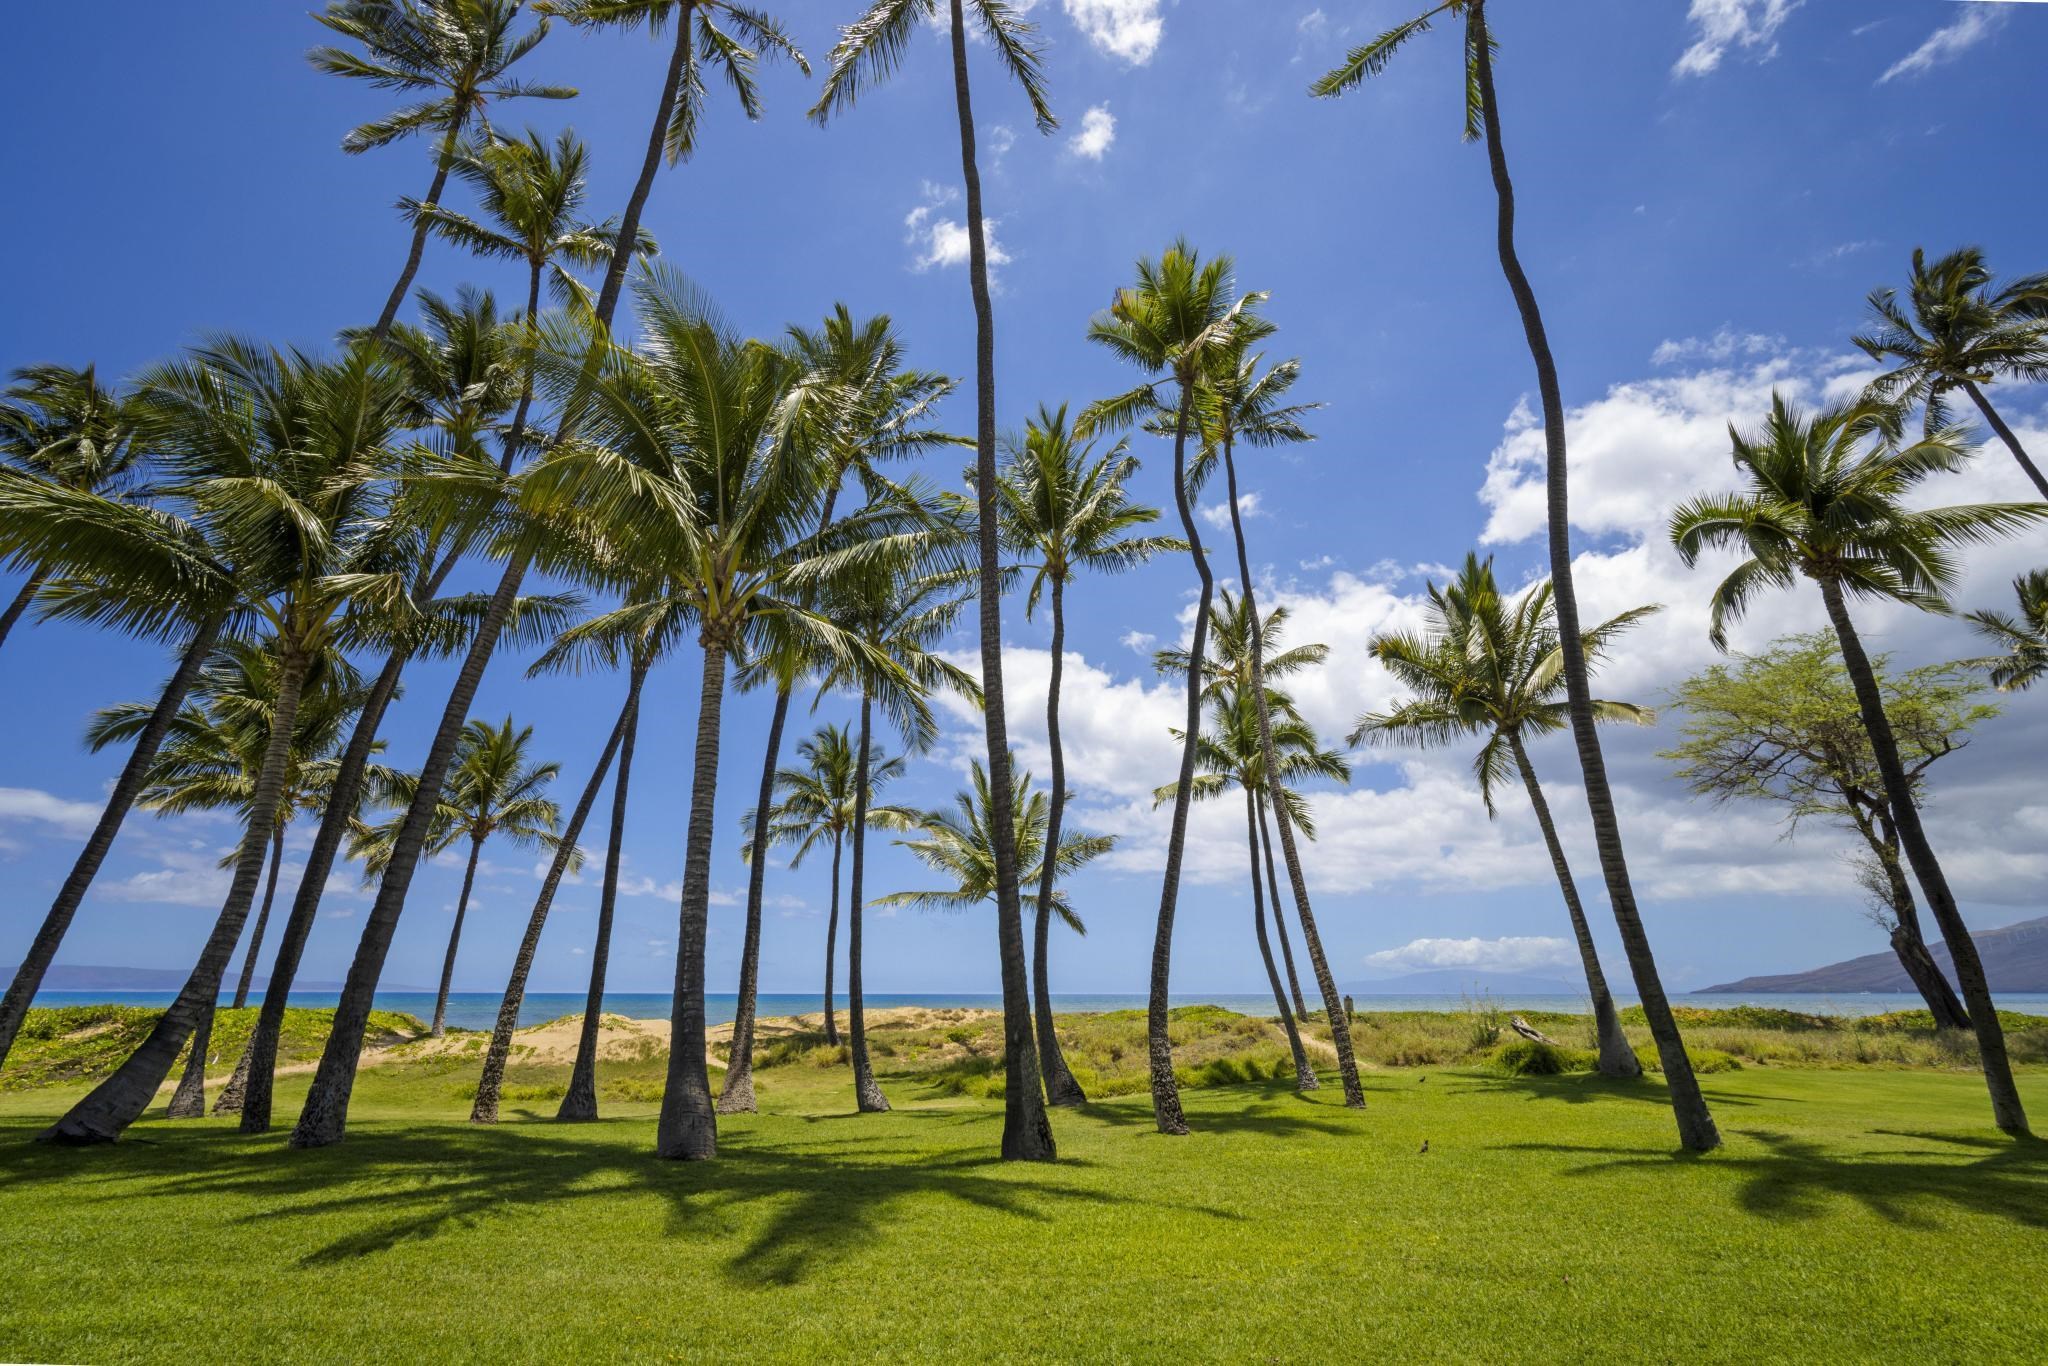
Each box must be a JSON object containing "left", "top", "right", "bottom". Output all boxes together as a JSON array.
[
  {"left": 1314, "top": 0, "right": 1720, "bottom": 1150},
  {"left": 1670, "top": 393, "right": 2048, "bottom": 1137}
]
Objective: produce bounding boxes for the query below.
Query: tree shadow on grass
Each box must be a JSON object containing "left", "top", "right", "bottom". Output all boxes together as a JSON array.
[{"left": 1444, "top": 1072, "right": 1762, "bottom": 1109}]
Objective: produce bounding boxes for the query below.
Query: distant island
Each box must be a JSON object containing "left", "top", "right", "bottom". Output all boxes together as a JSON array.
[{"left": 1700, "top": 915, "right": 2048, "bottom": 994}]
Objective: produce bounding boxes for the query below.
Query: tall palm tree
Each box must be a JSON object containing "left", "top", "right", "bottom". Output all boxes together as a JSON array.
[
  {"left": 312, "top": 0, "right": 573, "bottom": 342},
  {"left": 1965, "top": 568, "right": 2048, "bottom": 693},
  {"left": 0, "top": 364, "right": 142, "bottom": 652},
  {"left": 1314, "top": 0, "right": 1721, "bottom": 1151},
  {"left": 985, "top": 403, "right": 1178, "bottom": 1105},
  {"left": 1355, "top": 554, "right": 1653, "bottom": 1077},
  {"left": 1080, "top": 240, "right": 1258, "bottom": 1135},
  {"left": 544, "top": 0, "right": 807, "bottom": 325},
  {"left": 1670, "top": 393, "right": 2048, "bottom": 1137},
  {"left": 743, "top": 723, "right": 919, "bottom": 1049},
  {"left": 1855, "top": 246, "right": 2048, "bottom": 501},
  {"left": 357, "top": 715, "right": 568, "bottom": 1036},
  {"left": 811, "top": 0, "right": 1059, "bottom": 1163}
]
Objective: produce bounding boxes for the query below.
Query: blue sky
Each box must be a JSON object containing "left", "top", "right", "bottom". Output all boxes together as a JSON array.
[{"left": 4, "top": 0, "right": 2045, "bottom": 999}]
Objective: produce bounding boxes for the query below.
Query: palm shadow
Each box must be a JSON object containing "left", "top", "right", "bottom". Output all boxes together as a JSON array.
[{"left": 1445, "top": 1072, "right": 1757, "bottom": 1109}]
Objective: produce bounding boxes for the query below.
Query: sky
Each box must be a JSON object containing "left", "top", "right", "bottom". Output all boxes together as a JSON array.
[{"left": 2, "top": 0, "right": 2045, "bottom": 1002}]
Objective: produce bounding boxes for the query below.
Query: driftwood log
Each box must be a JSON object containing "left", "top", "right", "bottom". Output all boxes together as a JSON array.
[{"left": 1509, "top": 1015, "right": 1558, "bottom": 1045}]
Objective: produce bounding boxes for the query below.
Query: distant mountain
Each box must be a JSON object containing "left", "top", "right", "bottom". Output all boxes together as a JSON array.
[
  {"left": 1700, "top": 915, "right": 2048, "bottom": 994},
  {"left": 1339, "top": 969, "right": 1586, "bottom": 997},
  {"left": 21, "top": 964, "right": 374, "bottom": 993}
]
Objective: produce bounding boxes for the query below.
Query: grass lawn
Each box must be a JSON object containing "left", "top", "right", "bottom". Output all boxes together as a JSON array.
[{"left": 3, "top": 1044, "right": 2044, "bottom": 1363}]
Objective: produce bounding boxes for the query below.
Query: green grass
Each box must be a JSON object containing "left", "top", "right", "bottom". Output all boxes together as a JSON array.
[
  {"left": 2, "top": 1029, "right": 2045, "bottom": 1362},
  {"left": 1, "top": 1004, "right": 425, "bottom": 1093}
]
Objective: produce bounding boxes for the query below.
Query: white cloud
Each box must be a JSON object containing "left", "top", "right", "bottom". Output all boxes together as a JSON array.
[
  {"left": 986, "top": 124, "right": 1016, "bottom": 165},
  {"left": 1366, "top": 936, "right": 1576, "bottom": 974},
  {"left": 1673, "top": 0, "right": 1798, "bottom": 77},
  {"left": 99, "top": 844, "right": 234, "bottom": 908},
  {"left": 1879, "top": 5, "right": 2006, "bottom": 84},
  {"left": 1651, "top": 331, "right": 1786, "bottom": 366},
  {"left": 0, "top": 786, "right": 104, "bottom": 838},
  {"left": 1069, "top": 103, "right": 1116, "bottom": 161},
  {"left": 904, "top": 182, "right": 1010, "bottom": 276},
  {"left": 1064, "top": 0, "right": 1162, "bottom": 65},
  {"left": 1200, "top": 491, "right": 1261, "bottom": 530},
  {"left": 1119, "top": 629, "right": 1157, "bottom": 654}
]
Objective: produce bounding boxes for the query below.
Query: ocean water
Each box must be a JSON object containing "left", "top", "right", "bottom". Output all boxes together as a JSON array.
[{"left": 31, "top": 988, "right": 2048, "bottom": 1034}]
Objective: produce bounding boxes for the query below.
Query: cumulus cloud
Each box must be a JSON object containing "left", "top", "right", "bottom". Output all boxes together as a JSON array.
[
  {"left": 1069, "top": 104, "right": 1116, "bottom": 160},
  {"left": 1366, "top": 936, "right": 1576, "bottom": 973},
  {"left": 1064, "top": 0, "right": 1163, "bottom": 65},
  {"left": 1200, "top": 491, "right": 1261, "bottom": 530},
  {"left": 1880, "top": 4, "right": 2006, "bottom": 84},
  {"left": 1673, "top": 0, "right": 1798, "bottom": 77},
  {"left": 904, "top": 181, "right": 1010, "bottom": 276},
  {"left": 0, "top": 786, "right": 105, "bottom": 838}
]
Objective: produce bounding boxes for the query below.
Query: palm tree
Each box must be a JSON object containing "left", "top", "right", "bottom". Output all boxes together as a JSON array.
[
  {"left": 985, "top": 403, "right": 1179, "bottom": 1105},
  {"left": 1855, "top": 246, "right": 2048, "bottom": 501},
  {"left": 1965, "top": 568, "right": 2048, "bottom": 692},
  {"left": 1314, "top": 0, "right": 1720, "bottom": 1152},
  {"left": 544, "top": 0, "right": 807, "bottom": 325},
  {"left": 743, "top": 723, "right": 919, "bottom": 1049},
  {"left": 311, "top": 0, "right": 573, "bottom": 342},
  {"left": 1355, "top": 554, "right": 1653, "bottom": 1077},
  {"left": 1670, "top": 393, "right": 2048, "bottom": 1137},
  {"left": 1080, "top": 240, "right": 1258, "bottom": 1135},
  {"left": 811, "top": 0, "right": 1059, "bottom": 1163},
  {"left": 0, "top": 364, "right": 142, "bottom": 652}
]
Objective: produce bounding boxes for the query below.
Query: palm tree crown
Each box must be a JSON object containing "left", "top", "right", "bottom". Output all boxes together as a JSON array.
[{"left": 1965, "top": 568, "right": 2048, "bottom": 693}]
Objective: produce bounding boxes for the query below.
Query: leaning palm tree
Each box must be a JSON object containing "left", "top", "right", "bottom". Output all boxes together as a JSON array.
[
  {"left": 1855, "top": 246, "right": 2048, "bottom": 501},
  {"left": 311, "top": 0, "right": 573, "bottom": 341},
  {"left": 1965, "top": 568, "right": 2048, "bottom": 693},
  {"left": 1314, "top": 0, "right": 1720, "bottom": 1152},
  {"left": 810, "top": 0, "right": 1059, "bottom": 1163},
  {"left": 1355, "top": 554, "right": 1652, "bottom": 1078},
  {"left": 1670, "top": 393, "right": 2048, "bottom": 1137},
  {"left": 0, "top": 364, "right": 143, "bottom": 652},
  {"left": 1080, "top": 240, "right": 1260, "bottom": 1135},
  {"left": 985, "top": 402, "right": 1179, "bottom": 1105}
]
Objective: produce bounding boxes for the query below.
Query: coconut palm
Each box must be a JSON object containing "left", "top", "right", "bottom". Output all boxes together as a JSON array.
[
  {"left": 1855, "top": 246, "right": 2048, "bottom": 501},
  {"left": 1314, "top": 0, "right": 1720, "bottom": 1152},
  {"left": 544, "top": 0, "right": 807, "bottom": 325},
  {"left": 1355, "top": 554, "right": 1653, "bottom": 1077},
  {"left": 1670, "top": 393, "right": 2048, "bottom": 1137},
  {"left": 311, "top": 0, "right": 573, "bottom": 341},
  {"left": 0, "top": 364, "right": 143, "bottom": 652},
  {"left": 1080, "top": 240, "right": 1259, "bottom": 1135},
  {"left": 1965, "top": 569, "right": 2048, "bottom": 692},
  {"left": 810, "top": 0, "right": 1059, "bottom": 1162},
  {"left": 983, "top": 402, "right": 1179, "bottom": 1105}
]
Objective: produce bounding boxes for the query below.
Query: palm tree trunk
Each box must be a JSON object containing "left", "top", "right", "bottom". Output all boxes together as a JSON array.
[
  {"left": 475, "top": 662, "right": 644, "bottom": 1124},
  {"left": 1874, "top": 827, "right": 1970, "bottom": 1029},
  {"left": 1468, "top": 0, "right": 1718, "bottom": 1151},
  {"left": 1819, "top": 577, "right": 2028, "bottom": 1135},
  {"left": 370, "top": 118, "right": 463, "bottom": 345},
  {"left": 1033, "top": 575, "right": 1088, "bottom": 1106},
  {"left": 654, "top": 637, "right": 729, "bottom": 1159},
  {"left": 1247, "top": 788, "right": 1316, "bottom": 1091},
  {"left": 1964, "top": 380, "right": 2048, "bottom": 501},
  {"left": 0, "top": 565, "right": 48, "bottom": 651},
  {"left": 1255, "top": 795, "right": 1310, "bottom": 1019},
  {"left": 0, "top": 613, "right": 222, "bottom": 1072},
  {"left": 823, "top": 834, "right": 843, "bottom": 1046},
  {"left": 947, "top": 0, "right": 1052, "bottom": 1163},
  {"left": 41, "top": 645, "right": 310, "bottom": 1145},
  {"left": 290, "top": 553, "right": 531, "bottom": 1149},
  {"left": 432, "top": 836, "right": 486, "bottom": 1039},
  {"left": 1507, "top": 731, "right": 1640, "bottom": 1077},
  {"left": 230, "top": 825, "right": 286, "bottom": 1010},
  {"left": 559, "top": 655, "right": 649, "bottom": 1122},
  {"left": 846, "top": 689, "right": 891, "bottom": 1114},
  {"left": 1217, "top": 432, "right": 1364, "bottom": 1106},
  {"left": 166, "top": 999, "right": 215, "bottom": 1120},
  {"left": 1149, "top": 380, "right": 1208, "bottom": 1136},
  {"left": 592, "top": 9, "right": 692, "bottom": 329}
]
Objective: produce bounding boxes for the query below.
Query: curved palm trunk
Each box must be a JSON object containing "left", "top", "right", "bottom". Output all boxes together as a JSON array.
[
  {"left": 1255, "top": 795, "right": 1310, "bottom": 1019},
  {"left": 947, "top": 0, "right": 1052, "bottom": 1162},
  {"left": 230, "top": 825, "right": 287, "bottom": 1010},
  {"left": 592, "top": 12, "right": 692, "bottom": 329},
  {"left": 1247, "top": 788, "right": 1315, "bottom": 1090},
  {"left": 717, "top": 688, "right": 791, "bottom": 1115},
  {"left": 1468, "top": 0, "right": 1717, "bottom": 1151},
  {"left": 166, "top": 999, "right": 217, "bottom": 1120},
  {"left": 559, "top": 659, "right": 648, "bottom": 1121},
  {"left": 41, "top": 647, "right": 309, "bottom": 1145},
  {"left": 1873, "top": 824, "right": 1970, "bottom": 1029},
  {"left": 655, "top": 638, "right": 730, "bottom": 1159},
  {"left": 0, "top": 565, "right": 48, "bottom": 651},
  {"left": 1820, "top": 578, "right": 2028, "bottom": 1135},
  {"left": 1506, "top": 732, "right": 1639, "bottom": 1077},
  {"left": 370, "top": 120, "right": 462, "bottom": 345},
  {"left": 1217, "top": 433, "right": 1364, "bottom": 1106},
  {"left": 1964, "top": 380, "right": 2048, "bottom": 501},
  {"left": 822, "top": 833, "right": 843, "bottom": 1046},
  {"left": 1150, "top": 382, "right": 1208, "bottom": 1136},
  {"left": 1033, "top": 575, "right": 1087, "bottom": 1106},
  {"left": 0, "top": 614, "right": 222, "bottom": 1072},
  {"left": 846, "top": 690, "right": 891, "bottom": 1114},
  {"left": 476, "top": 661, "right": 644, "bottom": 1123},
  {"left": 431, "top": 836, "right": 486, "bottom": 1038}
]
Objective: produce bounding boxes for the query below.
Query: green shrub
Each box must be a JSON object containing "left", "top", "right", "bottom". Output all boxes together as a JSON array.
[
  {"left": 1634, "top": 1044, "right": 1742, "bottom": 1074},
  {"left": 603, "top": 1077, "right": 663, "bottom": 1103},
  {"left": 1492, "top": 1040, "right": 1594, "bottom": 1076}
]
